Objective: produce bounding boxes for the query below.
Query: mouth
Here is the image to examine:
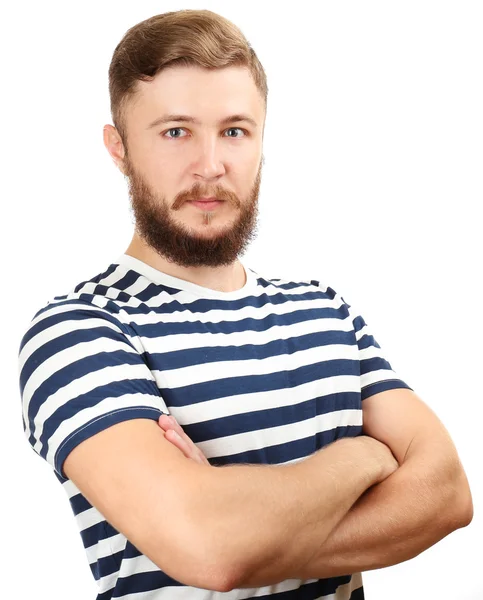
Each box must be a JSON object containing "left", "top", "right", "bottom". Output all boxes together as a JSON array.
[{"left": 188, "top": 198, "right": 224, "bottom": 210}]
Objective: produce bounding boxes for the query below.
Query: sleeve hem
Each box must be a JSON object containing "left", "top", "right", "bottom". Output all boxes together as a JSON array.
[
  {"left": 54, "top": 406, "right": 166, "bottom": 482},
  {"left": 361, "top": 379, "right": 413, "bottom": 402}
]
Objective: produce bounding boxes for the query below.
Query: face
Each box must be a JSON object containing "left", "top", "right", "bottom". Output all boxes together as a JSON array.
[{"left": 116, "top": 65, "right": 265, "bottom": 268}]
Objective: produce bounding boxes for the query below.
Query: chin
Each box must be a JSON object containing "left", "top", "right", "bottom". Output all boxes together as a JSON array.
[{"left": 182, "top": 218, "right": 237, "bottom": 236}]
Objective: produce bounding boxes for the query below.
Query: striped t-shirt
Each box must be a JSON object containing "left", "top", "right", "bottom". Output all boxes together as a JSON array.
[{"left": 18, "top": 253, "right": 413, "bottom": 600}]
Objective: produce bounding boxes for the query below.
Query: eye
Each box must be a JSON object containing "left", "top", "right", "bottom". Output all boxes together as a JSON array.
[
  {"left": 224, "top": 127, "right": 247, "bottom": 138},
  {"left": 164, "top": 128, "right": 188, "bottom": 139},
  {"left": 162, "top": 127, "right": 248, "bottom": 139}
]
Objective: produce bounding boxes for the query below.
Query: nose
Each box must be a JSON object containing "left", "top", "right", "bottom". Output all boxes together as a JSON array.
[{"left": 193, "top": 135, "right": 226, "bottom": 181}]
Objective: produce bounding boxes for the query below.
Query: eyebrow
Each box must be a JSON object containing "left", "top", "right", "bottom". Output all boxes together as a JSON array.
[{"left": 147, "top": 113, "right": 258, "bottom": 130}]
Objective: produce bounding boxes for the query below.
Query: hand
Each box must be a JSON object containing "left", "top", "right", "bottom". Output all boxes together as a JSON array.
[
  {"left": 358, "top": 435, "right": 399, "bottom": 481},
  {"left": 158, "top": 414, "right": 211, "bottom": 466}
]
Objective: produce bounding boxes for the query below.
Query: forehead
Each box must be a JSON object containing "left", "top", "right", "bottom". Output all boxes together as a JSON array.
[{"left": 127, "top": 65, "right": 264, "bottom": 126}]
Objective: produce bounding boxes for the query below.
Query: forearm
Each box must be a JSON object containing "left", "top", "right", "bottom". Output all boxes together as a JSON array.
[
  {"left": 191, "top": 437, "right": 390, "bottom": 589},
  {"left": 299, "top": 438, "right": 473, "bottom": 579}
]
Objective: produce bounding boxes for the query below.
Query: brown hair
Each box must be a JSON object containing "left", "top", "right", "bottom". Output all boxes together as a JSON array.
[{"left": 108, "top": 9, "right": 268, "bottom": 145}]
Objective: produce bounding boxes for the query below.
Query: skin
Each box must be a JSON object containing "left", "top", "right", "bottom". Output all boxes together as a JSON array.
[
  {"left": 158, "top": 415, "right": 210, "bottom": 466},
  {"left": 103, "top": 64, "right": 267, "bottom": 292},
  {"left": 104, "top": 60, "right": 472, "bottom": 587}
]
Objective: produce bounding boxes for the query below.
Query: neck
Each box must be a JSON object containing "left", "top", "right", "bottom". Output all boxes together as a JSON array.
[{"left": 124, "top": 234, "right": 247, "bottom": 293}]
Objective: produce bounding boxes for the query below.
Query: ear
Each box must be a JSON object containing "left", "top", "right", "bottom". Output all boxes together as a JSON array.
[{"left": 103, "top": 124, "right": 127, "bottom": 174}]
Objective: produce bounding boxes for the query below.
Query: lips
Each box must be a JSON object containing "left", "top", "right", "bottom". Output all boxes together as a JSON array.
[{"left": 189, "top": 199, "right": 223, "bottom": 210}]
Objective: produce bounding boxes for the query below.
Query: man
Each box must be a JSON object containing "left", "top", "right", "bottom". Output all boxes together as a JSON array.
[{"left": 18, "top": 8, "right": 472, "bottom": 599}]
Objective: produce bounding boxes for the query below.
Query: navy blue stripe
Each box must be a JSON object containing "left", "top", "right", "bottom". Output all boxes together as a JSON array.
[
  {"left": 113, "top": 570, "right": 183, "bottom": 594},
  {"left": 253, "top": 277, "right": 318, "bottom": 291},
  {"left": 349, "top": 585, "right": 365, "bottom": 599},
  {"left": 112, "top": 571, "right": 353, "bottom": 598},
  {"left": 209, "top": 426, "right": 363, "bottom": 466},
  {"left": 134, "top": 305, "right": 350, "bottom": 343},
  {"left": 107, "top": 269, "right": 142, "bottom": 291},
  {"left": 37, "top": 378, "right": 161, "bottom": 452},
  {"left": 21, "top": 323, "right": 131, "bottom": 392},
  {"left": 119, "top": 288, "right": 345, "bottom": 317},
  {"left": 90, "top": 550, "right": 122, "bottom": 581},
  {"left": 161, "top": 357, "right": 360, "bottom": 407},
  {"left": 80, "top": 520, "right": 106, "bottom": 549},
  {"left": 26, "top": 349, "right": 154, "bottom": 435},
  {"left": 73, "top": 264, "right": 120, "bottom": 293},
  {"left": 184, "top": 392, "right": 361, "bottom": 442},
  {"left": 358, "top": 332, "right": 381, "bottom": 351},
  {"left": 361, "top": 379, "right": 412, "bottom": 401},
  {"left": 148, "top": 328, "right": 355, "bottom": 371},
  {"left": 124, "top": 541, "right": 142, "bottom": 559},
  {"left": 254, "top": 576, "right": 352, "bottom": 599},
  {"left": 18, "top": 300, "right": 134, "bottom": 357},
  {"left": 136, "top": 281, "right": 171, "bottom": 302},
  {"left": 69, "top": 492, "right": 92, "bottom": 515},
  {"left": 360, "top": 356, "right": 393, "bottom": 376}
]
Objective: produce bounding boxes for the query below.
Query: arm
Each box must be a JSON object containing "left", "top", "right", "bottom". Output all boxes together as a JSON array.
[
  {"left": 64, "top": 418, "right": 395, "bottom": 592},
  {"left": 297, "top": 388, "right": 473, "bottom": 579}
]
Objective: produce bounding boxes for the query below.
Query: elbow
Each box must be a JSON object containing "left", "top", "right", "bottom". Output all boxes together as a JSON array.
[
  {"left": 455, "top": 484, "right": 474, "bottom": 529},
  {"left": 149, "top": 519, "right": 241, "bottom": 592},
  {"left": 444, "top": 468, "right": 474, "bottom": 532},
  {"left": 192, "top": 539, "right": 245, "bottom": 592},
  {"left": 151, "top": 544, "right": 239, "bottom": 592},
  {"left": 187, "top": 555, "right": 242, "bottom": 593}
]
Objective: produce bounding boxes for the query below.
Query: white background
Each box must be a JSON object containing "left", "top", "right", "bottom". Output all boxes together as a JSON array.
[{"left": 2, "top": 1, "right": 482, "bottom": 599}]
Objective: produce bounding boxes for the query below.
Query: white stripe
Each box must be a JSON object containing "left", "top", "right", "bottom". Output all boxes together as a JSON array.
[
  {"left": 359, "top": 345, "right": 386, "bottom": 361},
  {"left": 154, "top": 342, "right": 356, "bottom": 389},
  {"left": 110, "top": 294, "right": 345, "bottom": 327},
  {"left": 32, "top": 363, "right": 158, "bottom": 453},
  {"left": 198, "top": 409, "right": 362, "bottom": 458},
  {"left": 19, "top": 316, "right": 124, "bottom": 371},
  {"left": 74, "top": 506, "right": 104, "bottom": 530},
  {"left": 97, "top": 265, "right": 129, "bottom": 287},
  {"left": 104, "top": 273, "right": 322, "bottom": 312},
  {"left": 354, "top": 322, "right": 371, "bottom": 342},
  {"left": 361, "top": 369, "right": 399, "bottom": 390},
  {"left": 111, "top": 570, "right": 319, "bottom": 599},
  {"left": 96, "top": 570, "right": 119, "bottom": 593},
  {"left": 174, "top": 374, "right": 360, "bottom": 425},
  {"left": 25, "top": 301, "right": 106, "bottom": 332},
  {"left": 61, "top": 478, "right": 81, "bottom": 498},
  {"left": 124, "top": 277, "right": 153, "bottom": 296},
  {"left": 86, "top": 533, "right": 125, "bottom": 564},
  {"left": 139, "top": 314, "right": 352, "bottom": 356},
  {"left": 22, "top": 337, "right": 140, "bottom": 438}
]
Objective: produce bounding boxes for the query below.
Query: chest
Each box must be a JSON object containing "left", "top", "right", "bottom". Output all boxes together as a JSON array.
[{"left": 138, "top": 310, "right": 363, "bottom": 463}]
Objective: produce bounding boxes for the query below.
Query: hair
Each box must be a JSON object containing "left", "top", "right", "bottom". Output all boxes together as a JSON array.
[{"left": 108, "top": 9, "right": 268, "bottom": 146}]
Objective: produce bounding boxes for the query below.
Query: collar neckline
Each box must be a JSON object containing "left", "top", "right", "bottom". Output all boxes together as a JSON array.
[{"left": 115, "top": 253, "right": 258, "bottom": 300}]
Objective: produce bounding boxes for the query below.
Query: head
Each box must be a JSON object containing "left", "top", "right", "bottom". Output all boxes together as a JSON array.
[{"left": 104, "top": 9, "right": 268, "bottom": 268}]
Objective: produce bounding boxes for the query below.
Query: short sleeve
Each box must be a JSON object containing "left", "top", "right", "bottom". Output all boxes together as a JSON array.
[
  {"left": 339, "top": 293, "right": 414, "bottom": 401},
  {"left": 18, "top": 299, "right": 168, "bottom": 482}
]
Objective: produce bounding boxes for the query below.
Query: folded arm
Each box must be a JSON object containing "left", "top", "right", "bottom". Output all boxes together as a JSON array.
[
  {"left": 297, "top": 388, "right": 473, "bottom": 580},
  {"left": 64, "top": 418, "right": 396, "bottom": 593}
]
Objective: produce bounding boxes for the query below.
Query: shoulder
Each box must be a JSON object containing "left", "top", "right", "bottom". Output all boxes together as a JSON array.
[{"left": 252, "top": 267, "right": 345, "bottom": 303}]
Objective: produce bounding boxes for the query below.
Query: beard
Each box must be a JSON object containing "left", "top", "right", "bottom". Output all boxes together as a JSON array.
[{"left": 124, "top": 155, "right": 263, "bottom": 268}]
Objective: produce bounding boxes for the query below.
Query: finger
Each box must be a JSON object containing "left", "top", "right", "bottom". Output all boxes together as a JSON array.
[
  {"left": 166, "top": 429, "right": 208, "bottom": 465},
  {"left": 160, "top": 415, "right": 210, "bottom": 466},
  {"left": 167, "top": 417, "right": 199, "bottom": 451},
  {"left": 158, "top": 414, "right": 174, "bottom": 431},
  {"left": 165, "top": 428, "right": 193, "bottom": 459}
]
